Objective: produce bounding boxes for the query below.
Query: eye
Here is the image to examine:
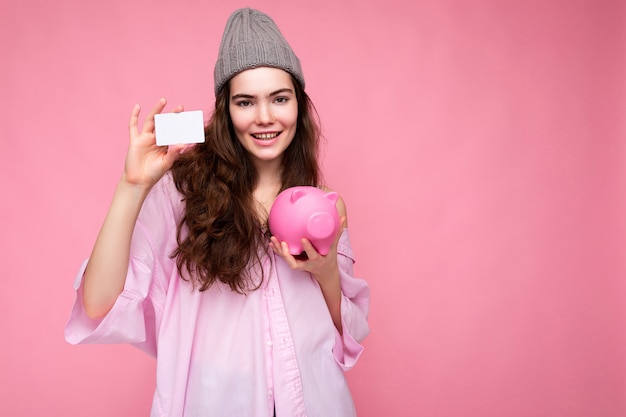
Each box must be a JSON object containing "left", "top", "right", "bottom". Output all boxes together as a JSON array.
[
  {"left": 274, "top": 96, "right": 289, "bottom": 104},
  {"left": 235, "top": 100, "right": 252, "bottom": 107}
]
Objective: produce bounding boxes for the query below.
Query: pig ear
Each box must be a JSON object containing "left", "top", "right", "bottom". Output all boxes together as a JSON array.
[
  {"left": 291, "top": 189, "right": 307, "bottom": 203},
  {"left": 325, "top": 191, "right": 339, "bottom": 204}
]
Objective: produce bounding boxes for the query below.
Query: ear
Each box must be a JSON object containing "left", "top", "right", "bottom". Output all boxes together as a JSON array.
[
  {"left": 325, "top": 191, "right": 339, "bottom": 204},
  {"left": 291, "top": 188, "right": 307, "bottom": 203}
]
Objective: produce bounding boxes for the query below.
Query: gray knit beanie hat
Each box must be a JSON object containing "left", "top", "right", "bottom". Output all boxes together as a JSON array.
[{"left": 213, "top": 8, "right": 305, "bottom": 95}]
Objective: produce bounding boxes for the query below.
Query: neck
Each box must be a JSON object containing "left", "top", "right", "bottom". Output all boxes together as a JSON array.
[
  {"left": 254, "top": 157, "right": 282, "bottom": 187},
  {"left": 253, "top": 161, "right": 283, "bottom": 222}
]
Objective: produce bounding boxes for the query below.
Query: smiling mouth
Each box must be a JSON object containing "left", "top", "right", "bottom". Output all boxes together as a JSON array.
[{"left": 252, "top": 132, "right": 280, "bottom": 140}]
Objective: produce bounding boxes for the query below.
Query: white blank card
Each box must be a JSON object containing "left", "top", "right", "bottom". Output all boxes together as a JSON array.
[{"left": 154, "top": 110, "right": 205, "bottom": 146}]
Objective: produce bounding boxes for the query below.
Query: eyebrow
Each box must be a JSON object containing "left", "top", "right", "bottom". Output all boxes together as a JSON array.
[{"left": 231, "top": 88, "right": 294, "bottom": 100}]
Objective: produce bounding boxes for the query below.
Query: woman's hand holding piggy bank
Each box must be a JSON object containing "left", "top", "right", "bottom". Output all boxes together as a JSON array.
[{"left": 268, "top": 186, "right": 340, "bottom": 256}]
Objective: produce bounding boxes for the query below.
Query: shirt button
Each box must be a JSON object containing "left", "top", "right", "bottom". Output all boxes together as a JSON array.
[
  {"left": 268, "top": 389, "right": 273, "bottom": 398},
  {"left": 266, "top": 340, "right": 273, "bottom": 347}
]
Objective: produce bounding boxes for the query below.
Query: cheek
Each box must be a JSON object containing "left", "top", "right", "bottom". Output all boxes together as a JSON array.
[
  {"left": 229, "top": 109, "right": 249, "bottom": 133},
  {"left": 280, "top": 105, "right": 299, "bottom": 128}
]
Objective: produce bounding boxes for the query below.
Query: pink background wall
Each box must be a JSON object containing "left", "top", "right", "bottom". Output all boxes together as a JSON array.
[{"left": 1, "top": 0, "right": 624, "bottom": 416}]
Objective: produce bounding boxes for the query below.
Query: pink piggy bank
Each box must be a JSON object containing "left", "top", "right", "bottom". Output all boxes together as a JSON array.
[{"left": 269, "top": 186, "right": 340, "bottom": 256}]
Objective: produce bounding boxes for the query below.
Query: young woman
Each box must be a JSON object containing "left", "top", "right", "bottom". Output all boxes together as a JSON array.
[{"left": 65, "top": 8, "right": 370, "bottom": 417}]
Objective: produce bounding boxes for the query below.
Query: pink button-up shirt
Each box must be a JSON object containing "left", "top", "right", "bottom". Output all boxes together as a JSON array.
[{"left": 65, "top": 174, "right": 370, "bottom": 417}]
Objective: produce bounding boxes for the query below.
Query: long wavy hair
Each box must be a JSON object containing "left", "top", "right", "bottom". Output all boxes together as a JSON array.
[{"left": 170, "top": 74, "right": 321, "bottom": 293}]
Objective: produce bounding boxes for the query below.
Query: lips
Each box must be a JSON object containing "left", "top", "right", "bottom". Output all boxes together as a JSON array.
[{"left": 251, "top": 132, "right": 280, "bottom": 140}]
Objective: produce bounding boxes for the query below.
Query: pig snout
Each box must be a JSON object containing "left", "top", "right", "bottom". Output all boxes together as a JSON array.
[{"left": 307, "top": 212, "right": 336, "bottom": 240}]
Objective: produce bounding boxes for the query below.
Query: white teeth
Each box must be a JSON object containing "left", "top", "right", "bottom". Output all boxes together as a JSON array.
[{"left": 253, "top": 132, "right": 278, "bottom": 140}]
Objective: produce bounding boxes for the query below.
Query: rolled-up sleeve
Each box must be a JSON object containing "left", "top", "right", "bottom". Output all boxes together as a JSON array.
[
  {"left": 332, "top": 230, "right": 371, "bottom": 370},
  {"left": 64, "top": 177, "right": 177, "bottom": 357},
  {"left": 64, "top": 227, "right": 164, "bottom": 356}
]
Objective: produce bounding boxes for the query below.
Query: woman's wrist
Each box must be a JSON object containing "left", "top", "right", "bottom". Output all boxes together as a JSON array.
[{"left": 118, "top": 174, "right": 153, "bottom": 199}]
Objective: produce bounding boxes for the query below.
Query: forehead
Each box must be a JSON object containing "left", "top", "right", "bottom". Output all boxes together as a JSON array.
[{"left": 229, "top": 67, "right": 294, "bottom": 95}]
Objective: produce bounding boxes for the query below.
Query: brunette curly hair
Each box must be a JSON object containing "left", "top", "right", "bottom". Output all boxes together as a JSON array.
[{"left": 170, "top": 75, "right": 321, "bottom": 293}]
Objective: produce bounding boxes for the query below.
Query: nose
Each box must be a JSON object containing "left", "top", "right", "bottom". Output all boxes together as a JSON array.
[{"left": 256, "top": 103, "right": 274, "bottom": 125}]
